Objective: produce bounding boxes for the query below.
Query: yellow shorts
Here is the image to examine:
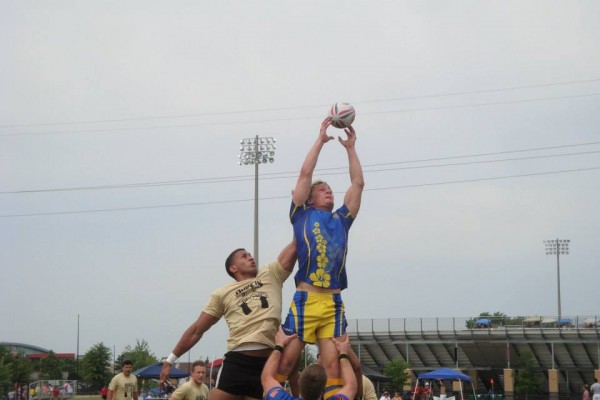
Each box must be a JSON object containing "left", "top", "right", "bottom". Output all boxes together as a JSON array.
[{"left": 282, "top": 291, "right": 347, "bottom": 344}]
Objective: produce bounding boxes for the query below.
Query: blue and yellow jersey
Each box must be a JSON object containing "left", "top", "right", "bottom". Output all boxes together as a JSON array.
[{"left": 290, "top": 201, "right": 354, "bottom": 290}]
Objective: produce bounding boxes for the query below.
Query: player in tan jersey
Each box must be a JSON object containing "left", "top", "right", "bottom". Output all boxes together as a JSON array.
[
  {"left": 160, "top": 241, "right": 296, "bottom": 400},
  {"left": 108, "top": 360, "right": 138, "bottom": 400},
  {"left": 170, "top": 361, "right": 209, "bottom": 400}
]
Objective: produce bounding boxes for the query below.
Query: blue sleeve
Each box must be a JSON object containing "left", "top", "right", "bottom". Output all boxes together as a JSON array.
[
  {"left": 336, "top": 204, "right": 355, "bottom": 229},
  {"left": 264, "top": 387, "right": 295, "bottom": 400},
  {"left": 330, "top": 395, "right": 351, "bottom": 400},
  {"left": 290, "top": 200, "right": 306, "bottom": 223}
]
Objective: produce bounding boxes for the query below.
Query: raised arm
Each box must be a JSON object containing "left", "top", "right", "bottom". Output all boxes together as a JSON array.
[
  {"left": 160, "top": 312, "right": 219, "bottom": 384},
  {"left": 277, "top": 240, "right": 297, "bottom": 273},
  {"left": 347, "top": 347, "right": 364, "bottom": 400},
  {"left": 293, "top": 118, "right": 334, "bottom": 206},
  {"left": 332, "top": 334, "right": 358, "bottom": 400},
  {"left": 339, "top": 125, "right": 364, "bottom": 217},
  {"left": 261, "top": 326, "right": 298, "bottom": 392}
]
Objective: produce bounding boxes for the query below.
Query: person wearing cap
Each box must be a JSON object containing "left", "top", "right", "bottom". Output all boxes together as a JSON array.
[
  {"left": 423, "top": 383, "right": 432, "bottom": 400},
  {"left": 379, "top": 391, "right": 391, "bottom": 400}
]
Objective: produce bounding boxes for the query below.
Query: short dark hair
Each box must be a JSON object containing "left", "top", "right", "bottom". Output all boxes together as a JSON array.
[
  {"left": 299, "top": 364, "right": 327, "bottom": 400},
  {"left": 224, "top": 248, "right": 245, "bottom": 278},
  {"left": 191, "top": 360, "right": 206, "bottom": 369},
  {"left": 122, "top": 360, "right": 133, "bottom": 367}
]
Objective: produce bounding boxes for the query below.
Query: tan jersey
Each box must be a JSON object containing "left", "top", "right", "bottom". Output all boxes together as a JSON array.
[
  {"left": 203, "top": 261, "right": 291, "bottom": 350},
  {"left": 362, "top": 375, "right": 377, "bottom": 400},
  {"left": 170, "top": 380, "right": 209, "bottom": 400},
  {"left": 108, "top": 373, "right": 138, "bottom": 400}
]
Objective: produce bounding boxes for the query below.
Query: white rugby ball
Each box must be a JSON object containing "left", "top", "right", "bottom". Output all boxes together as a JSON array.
[{"left": 328, "top": 102, "right": 356, "bottom": 129}]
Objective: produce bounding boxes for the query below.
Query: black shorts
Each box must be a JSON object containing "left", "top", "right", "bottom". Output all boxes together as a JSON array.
[{"left": 215, "top": 351, "right": 268, "bottom": 399}]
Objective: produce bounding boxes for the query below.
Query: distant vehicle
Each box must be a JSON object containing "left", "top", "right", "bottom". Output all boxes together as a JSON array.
[{"left": 558, "top": 318, "right": 574, "bottom": 328}]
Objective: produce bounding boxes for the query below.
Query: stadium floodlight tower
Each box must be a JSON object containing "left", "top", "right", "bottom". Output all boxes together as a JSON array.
[
  {"left": 543, "top": 238, "right": 570, "bottom": 321},
  {"left": 238, "top": 135, "right": 276, "bottom": 266}
]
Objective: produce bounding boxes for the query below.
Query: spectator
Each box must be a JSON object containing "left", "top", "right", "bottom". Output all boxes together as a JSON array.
[
  {"left": 583, "top": 384, "right": 590, "bottom": 400},
  {"left": 591, "top": 379, "right": 600, "bottom": 400},
  {"left": 108, "top": 360, "right": 139, "bottom": 400},
  {"left": 101, "top": 387, "right": 108, "bottom": 400},
  {"left": 437, "top": 380, "right": 446, "bottom": 400},
  {"left": 380, "top": 391, "right": 391, "bottom": 400},
  {"left": 422, "top": 383, "right": 432, "bottom": 400},
  {"left": 63, "top": 383, "right": 73, "bottom": 396}
]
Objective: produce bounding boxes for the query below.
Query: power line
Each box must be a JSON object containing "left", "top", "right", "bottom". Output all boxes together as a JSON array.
[
  {"left": 2, "top": 78, "right": 599, "bottom": 129},
  {"left": 2, "top": 166, "right": 598, "bottom": 218},
  {"left": 2, "top": 92, "right": 600, "bottom": 138},
  {"left": 2, "top": 141, "right": 599, "bottom": 194}
]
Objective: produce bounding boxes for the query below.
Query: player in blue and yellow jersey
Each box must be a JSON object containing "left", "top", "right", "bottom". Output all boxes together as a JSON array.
[{"left": 277, "top": 117, "right": 364, "bottom": 399}]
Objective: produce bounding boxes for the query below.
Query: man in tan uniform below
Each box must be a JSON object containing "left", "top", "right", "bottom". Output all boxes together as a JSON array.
[
  {"left": 108, "top": 360, "right": 138, "bottom": 400},
  {"left": 169, "top": 361, "right": 210, "bottom": 400},
  {"left": 160, "top": 241, "right": 297, "bottom": 400}
]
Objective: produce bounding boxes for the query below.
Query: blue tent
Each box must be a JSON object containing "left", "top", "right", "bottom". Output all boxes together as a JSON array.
[
  {"left": 474, "top": 318, "right": 492, "bottom": 328},
  {"left": 418, "top": 368, "right": 472, "bottom": 382},
  {"left": 416, "top": 368, "right": 476, "bottom": 400},
  {"left": 558, "top": 318, "right": 573, "bottom": 327},
  {"left": 134, "top": 362, "right": 189, "bottom": 379}
]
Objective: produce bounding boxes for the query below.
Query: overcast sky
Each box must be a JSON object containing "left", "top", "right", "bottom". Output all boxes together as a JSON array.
[{"left": 2, "top": 1, "right": 599, "bottom": 364}]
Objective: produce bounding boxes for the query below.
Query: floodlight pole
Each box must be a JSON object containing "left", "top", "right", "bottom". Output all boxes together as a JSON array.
[
  {"left": 238, "top": 135, "right": 276, "bottom": 266},
  {"left": 544, "top": 238, "right": 570, "bottom": 321},
  {"left": 76, "top": 314, "right": 80, "bottom": 380}
]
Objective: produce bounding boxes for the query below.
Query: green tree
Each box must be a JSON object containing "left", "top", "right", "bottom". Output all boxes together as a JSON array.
[
  {"left": 40, "top": 351, "right": 64, "bottom": 379},
  {"left": 116, "top": 339, "right": 158, "bottom": 371},
  {"left": 0, "top": 345, "right": 12, "bottom": 386},
  {"left": 9, "top": 354, "right": 33, "bottom": 384},
  {"left": 383, "top": 359, "right": 409, "bottom": 392},
  {"left": 515, "top": 351, "right": 542, "bottom": 398},
  {"left": 0, "top": 345, "right": 33, "bottom": 384},
  {"left": 62, "top": 358, "right": 78, "bottom": 380},
  {"left": 82, "top": 342, "right": 112, "bottom": 390}
]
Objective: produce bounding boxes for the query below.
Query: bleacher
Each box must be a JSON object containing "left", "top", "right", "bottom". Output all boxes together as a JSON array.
[{"left": 348, "top": 316, "right": 600, "bottom": 395}]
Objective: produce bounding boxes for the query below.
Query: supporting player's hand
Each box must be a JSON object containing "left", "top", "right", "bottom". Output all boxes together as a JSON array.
[
  {"left": 331, "top": 333, "right": 351, "bottom": 355},
  {"left": 338, "top": 125, "right": 356, "bottom": 149},
  {"left": 319, "top": 117, "right": 335, "bottom": 144},
  {"left": 159, "top": 363, "right": 171, "bottom": 389},
  {"left": 275, "top": 325, "right": 297, "bottom": 347}
]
